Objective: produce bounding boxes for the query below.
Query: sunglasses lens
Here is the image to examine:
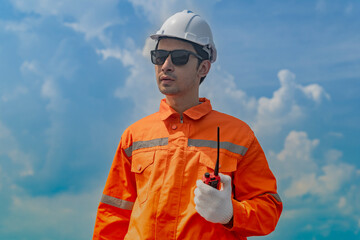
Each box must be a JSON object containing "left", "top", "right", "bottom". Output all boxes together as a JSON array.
[
  {"left": 171, "top": 50, "right": 190, "bottom": 65},
  {"left": 151, "top": 50, "right": 168, "bottom": 65},
  {"left": 151, "top": 50, "right": 193, "bottom": 66}
]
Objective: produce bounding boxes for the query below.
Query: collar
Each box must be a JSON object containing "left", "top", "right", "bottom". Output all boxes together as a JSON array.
[{"left": 159, "top": 98, "right": 212, "bottom": 121}]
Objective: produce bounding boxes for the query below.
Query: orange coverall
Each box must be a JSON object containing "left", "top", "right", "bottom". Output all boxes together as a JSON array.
[{"left": 93, "top": 98, "right": 282, "bottom": 240}]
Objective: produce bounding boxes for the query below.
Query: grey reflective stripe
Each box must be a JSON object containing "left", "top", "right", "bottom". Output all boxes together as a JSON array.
[
  {"left": 188, "top": 139, "right": 248, "bottom": 156},
  {"left": 133, "top": 138, "right": 168, "bottom": 151},
  {"left": 124, "top": 138, "right": 168, "bottom": 157},
  {"left": 124, "top": 146, "right": 132, "bottom": 158},
  {"left": 101, "top": 194, "right": 134, "bottom": 210},
  {"left": 267, "top": 193, "right": 282, "bottom": 203}
]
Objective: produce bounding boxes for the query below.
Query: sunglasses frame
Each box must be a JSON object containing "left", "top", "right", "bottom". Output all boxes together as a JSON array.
[{"left": 151, "top": 49, "right": 204, "bottom": 66}]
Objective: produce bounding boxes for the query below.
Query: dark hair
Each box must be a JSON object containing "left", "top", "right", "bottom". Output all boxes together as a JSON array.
[
  {"left": 190, "top": 42, "right": 209, "bottom": 85},
  {"left": 155, "top": 37, "right": 210, "bottom": 85}
]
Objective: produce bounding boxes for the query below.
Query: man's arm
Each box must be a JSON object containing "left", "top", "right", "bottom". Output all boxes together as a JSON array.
[
  {"left": 194, "top": 135, "right": 282, "bottom": 237},
  {"left": 93, "top": 138, "right": 137, "bottom": 240},
  {"left": 228, "top": 135, "right": 282, "bottom": 236}
]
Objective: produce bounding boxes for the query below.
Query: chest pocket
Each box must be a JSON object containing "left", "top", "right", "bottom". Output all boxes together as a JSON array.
[
  {"left": 131, "top": 151, "right": 155, "bottom": 204},
  {"left": 197, "top": 151, "right": 238, "bottom": 180}
]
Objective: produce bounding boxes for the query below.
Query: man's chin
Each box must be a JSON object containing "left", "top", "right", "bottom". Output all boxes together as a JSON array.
[
  {"left": 159, "top": 87, "right": 178, "bottom": 95},
  {"left": 160, "top": 91, "right": 178, "bottom": 96}
]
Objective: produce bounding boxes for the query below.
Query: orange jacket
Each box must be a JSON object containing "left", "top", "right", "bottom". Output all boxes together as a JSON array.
[{"left": 93, "top": 98, "right": 282, "bottom": 240}]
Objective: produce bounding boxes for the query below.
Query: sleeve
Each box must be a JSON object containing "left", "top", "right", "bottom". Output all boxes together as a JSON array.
[
  {"left": 93, "top": 134, "right": 137, "bottom": 240},
  {"left": 225, "top": 134, "right": 283, "bottom": 237}
]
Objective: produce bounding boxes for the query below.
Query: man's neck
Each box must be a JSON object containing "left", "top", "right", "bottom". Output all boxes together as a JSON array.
[{"left": 165, "top": 95, "right": 199, "bottom": 114}]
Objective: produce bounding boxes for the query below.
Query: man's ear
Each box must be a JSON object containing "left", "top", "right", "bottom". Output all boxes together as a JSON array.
[{"left": 198, "top": 60, "right": 211, "bottom": 78}]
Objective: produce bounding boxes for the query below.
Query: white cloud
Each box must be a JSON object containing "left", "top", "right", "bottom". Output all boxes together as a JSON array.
[
  {"left": 327, "top": 131, "right": 344, "bottom": 138},
  {"left": 10, "top": 0, "right": 123, "bottom": 43},
  {"left": 0, "top": 121, "right": 34, "bottom": 177},
  {"left": 270, "top": 130, "right": 358, "bottom": 201},
  {"left": 1, "top": 85, "right": 28, "bottom": 102},
  {"left": 265, "top": 129, "right": 360, "bottom": 235},
  {"left": 270, "top": 131, "right": 319, "bottom": 181},
  {"left": 8, "top": 150, "right": 34, "bottom": 177},
  {"left": 200, "top": 68, "right": 330, "bottom": 137},
  {"left": 325, "top": 149, "right": 343, "bottom": 163},
  {"left": 199, "top": 65, "right": 257, "bottom": 124},
  {"left": 41, "top": 78, "right": 67, "bottom": 113},
  {"left": 316, "top": 164, "right": 354, "bottom": 193},
  {"left": 299, "top": 83, "right": 330, "bottom": 103},
  {"left": 285, "top": 163, "right": 355, "bottom": 198},
  {"left": 63, "top": 19, "right": 115, "bottom": 43},
  {"left": 254, "top": 70, "right": 303, "bottom": 135},
  {"left": 253, "top": 69, "right": 330, "bottom": 136},
  {"left": 96, "top": 39, "right": 138, "bottom": 67},
  {"left": 10, "top": 0, "right": 65, "bottom": 15},
  {"left": 128, "top": 0, "right": 189, "bottom": 24},
  {"left": 128, "top": 0, "right": 220, "bottom": 25},
  {"left": 4, "top": 18, "right": 33, "bottom": 32},
  {"left": 97, "top": 38, "right": 162, "bottom": 121},
  {"left": 336, "top": 184, "right": 360, "bottom": 230},
  {"left": 96, "top": 48, "right": 122, "bottom": 61},
  {"left": 2, "top": 187, "right": 101, "bottom": 239},
  {"left": 20, "top": 60, "right": 38, "bottom": 74},
  {"left": 2, "top": 17, "right": 42, "bottom": 50},
  {"left": 284, "top": 173, "right": 316, "bottom": 198}
]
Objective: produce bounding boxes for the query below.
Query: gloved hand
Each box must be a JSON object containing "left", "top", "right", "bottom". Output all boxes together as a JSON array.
[{"left": 194, "top": 173, "right": 233, "bottom": 224}]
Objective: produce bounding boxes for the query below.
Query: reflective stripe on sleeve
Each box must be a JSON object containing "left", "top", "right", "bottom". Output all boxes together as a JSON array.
[
  {"left": 267, "top": 193, "right": 282, "bottom": 203},
  {"left": 188, "top": 139, "right": 248, "bottom": 156},
  {"left": 124, "top": 137, "right": 168, "bottom": 157},
  {"left": 124, "top": 146, "right": 132, "bottom": 158},
  {"left": 100, "top": 194, "right": 134, "bottom": 210}
]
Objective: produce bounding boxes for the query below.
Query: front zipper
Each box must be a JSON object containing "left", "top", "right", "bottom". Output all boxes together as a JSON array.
[{"left": 180, "top": 114, "right": 183, "bottom": 124}]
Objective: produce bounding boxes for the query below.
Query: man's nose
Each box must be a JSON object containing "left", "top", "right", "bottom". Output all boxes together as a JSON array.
[{"left": 161, "top": 55, "right": 175, "bottom": 72}]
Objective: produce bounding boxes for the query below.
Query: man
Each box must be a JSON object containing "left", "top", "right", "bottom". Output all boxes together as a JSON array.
[{"left": 93, "top": 10, "right": 282, "bottom": 240}]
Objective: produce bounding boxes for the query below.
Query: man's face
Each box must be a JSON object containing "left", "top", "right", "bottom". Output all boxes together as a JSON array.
[{"left": 155, "top": 38, "right": 201, "bottom": 98}]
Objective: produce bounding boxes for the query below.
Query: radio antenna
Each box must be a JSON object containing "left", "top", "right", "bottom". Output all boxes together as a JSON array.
[{"left": 214, "top": 127, "right": 220, "bottom": 176}]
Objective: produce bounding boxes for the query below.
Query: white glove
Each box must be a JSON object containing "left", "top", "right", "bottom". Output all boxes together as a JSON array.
[{"left": 194, "top": 173, "right": 233, "bottom": 224}]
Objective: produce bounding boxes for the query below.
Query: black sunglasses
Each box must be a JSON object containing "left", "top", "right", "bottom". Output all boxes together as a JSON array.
[{"left": 151, "top": 49, "right": 203, "bottom": 66}]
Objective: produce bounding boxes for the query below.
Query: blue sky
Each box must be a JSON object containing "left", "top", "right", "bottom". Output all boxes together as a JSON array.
[{"left": 0, "top": 0, "right": 359, "bottom": 239}]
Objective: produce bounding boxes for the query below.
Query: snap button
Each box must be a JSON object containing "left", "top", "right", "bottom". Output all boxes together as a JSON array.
[
  {"left": 137, "top": 165, "right": 142, "bottom": 171},
  {"left": 172, "top": 124, "right": 177, "bottom": 130}
]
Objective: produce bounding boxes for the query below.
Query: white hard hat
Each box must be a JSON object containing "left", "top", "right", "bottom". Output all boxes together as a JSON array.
[{"left": 150, "top": 10, "right": 217, "bottom": 63}]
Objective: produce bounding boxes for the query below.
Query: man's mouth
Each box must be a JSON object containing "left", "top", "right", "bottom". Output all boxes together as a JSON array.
[{"left": 160, "top": 75, "right": 175, "bottom": 83}]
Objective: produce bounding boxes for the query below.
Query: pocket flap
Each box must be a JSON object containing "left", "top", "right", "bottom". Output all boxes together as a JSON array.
[
  {"left": 131, "top": 151, "right": 155, "bottom": 173},
  {"left": 199, "top": 152, "right": 237, "bottom": 173}
]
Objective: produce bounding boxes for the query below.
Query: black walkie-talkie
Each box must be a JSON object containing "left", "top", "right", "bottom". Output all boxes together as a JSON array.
[{"left": 202, "top": 127, "right": 221, "bottom": 189}]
